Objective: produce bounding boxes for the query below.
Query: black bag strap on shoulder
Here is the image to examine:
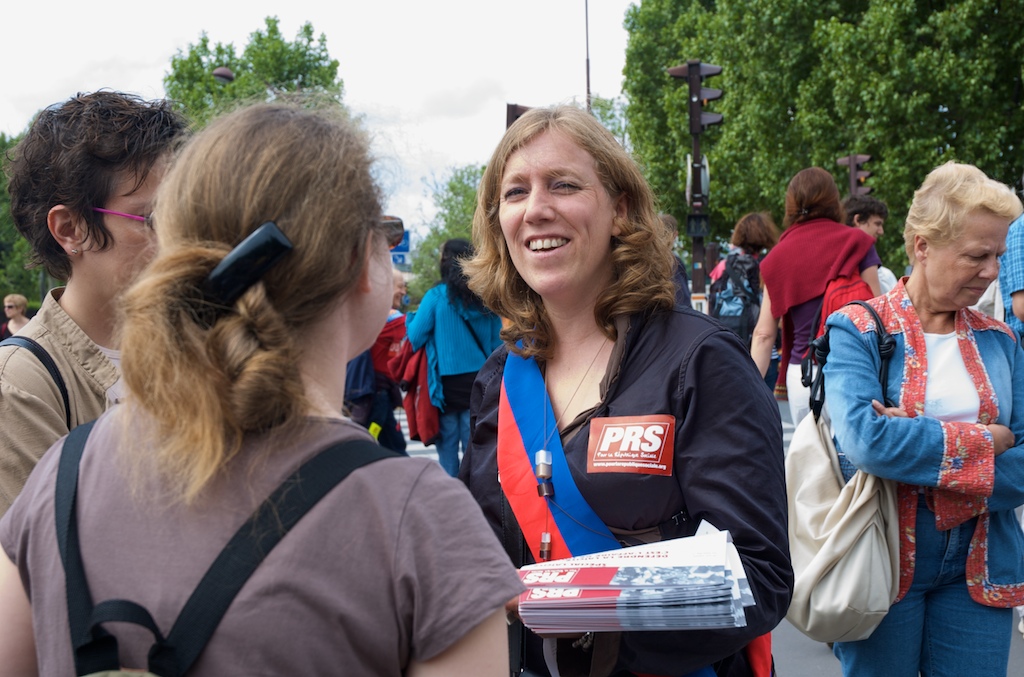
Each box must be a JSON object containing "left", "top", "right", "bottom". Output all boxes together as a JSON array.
[
  {"left": 805, "top": 299, "right": 896, "bottom": 421},
  {"left": 56, "top": 423, "right": 401, "bottom": 677},
  {"left": 0, "top": 335, "right": 71, "bottom": 429},
  {"left": 460, "top": 315, "right": 489, "bottom": 359}
]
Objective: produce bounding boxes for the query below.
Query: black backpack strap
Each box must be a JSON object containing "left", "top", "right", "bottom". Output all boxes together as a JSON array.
[
  {"left": 57, "top": 429, "right": 399, "bottom": 676},
  {"left": 0, "top": 336, "right": 71, "bottom": 430},
  {"left": 806, "top": 299, "right": 896, "bottom": 421}
]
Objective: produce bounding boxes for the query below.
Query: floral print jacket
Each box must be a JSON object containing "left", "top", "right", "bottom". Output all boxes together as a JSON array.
[{"left": 824, "top": 280, "right": 1024, "bottom": 607}]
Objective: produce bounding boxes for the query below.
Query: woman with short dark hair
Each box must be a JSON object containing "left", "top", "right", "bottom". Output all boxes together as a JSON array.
[{"left": 0, "top": 91, "right": 188, "bottom": 515}]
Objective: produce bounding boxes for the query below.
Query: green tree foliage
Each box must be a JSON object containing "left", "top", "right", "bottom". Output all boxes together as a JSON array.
[
  {"left": 409, "top": 165, "right": 485, "bottom": 304},
  {"left": 0, "top": 132, "right": 42, "bottom": 304},
  {"left": 624, "top": 0, "right": 1024, "bottom": 271},
  {"left": 590, "top": 94, "right": 629, "bottom": 149},
  {"left": 164, "top": 16, "right": 344, "bottom": 127}
]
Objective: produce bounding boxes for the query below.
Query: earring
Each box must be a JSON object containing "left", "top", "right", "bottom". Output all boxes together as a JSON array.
[{"left": 70, "top": 249, "right": 79, "bottom": 255}]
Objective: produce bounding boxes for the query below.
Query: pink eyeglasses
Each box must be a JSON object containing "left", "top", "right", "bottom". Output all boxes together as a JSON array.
[{"left": 92, "top": 207, "right": 151, "bottom": 225}]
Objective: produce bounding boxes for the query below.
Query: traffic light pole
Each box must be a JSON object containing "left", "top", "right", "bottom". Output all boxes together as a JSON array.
[
  {"left": 669, "top": 59, "right": 722, "bottom": 307},
  {"left": 689, "top": 121, "right": 707, "bottom": 296},
  {"left": 836, "top": 153, "right": 872, "bottom": 196}
]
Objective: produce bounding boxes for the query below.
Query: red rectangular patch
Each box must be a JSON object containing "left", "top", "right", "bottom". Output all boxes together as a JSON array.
[{"left": 587, "top": 415, "right": 675, "bottom": 475}]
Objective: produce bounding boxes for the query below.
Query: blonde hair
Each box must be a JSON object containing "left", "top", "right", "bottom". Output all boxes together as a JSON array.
[
  {"left": 3, "top": 294, "right": 27, "bottom": 313},
  {"left": 119, "top": 102, "right": 381, "bottom": 504},
  {"left": 904, "top": 161, "right": 1023, "bottom": 259},
  {"left": 463, "top": 105, "right": 675, "bottom": 361}
]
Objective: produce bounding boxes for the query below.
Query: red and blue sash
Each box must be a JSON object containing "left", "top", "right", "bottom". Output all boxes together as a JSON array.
[
  {"left": 499, "top": 352, "right": 730, "bottom": 677},
  {"left": 497, "top": 351, "right": 616, "bottom": 561}
]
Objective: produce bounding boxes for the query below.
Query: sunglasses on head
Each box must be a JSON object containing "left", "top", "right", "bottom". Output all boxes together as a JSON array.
[{"left": 379, "top": 216, "right": 405, "bottom": 250}]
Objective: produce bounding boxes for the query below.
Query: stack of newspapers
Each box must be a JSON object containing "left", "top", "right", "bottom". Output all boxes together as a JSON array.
[{"left": 517, "top": 528, "right": 753, "bottom": 633}]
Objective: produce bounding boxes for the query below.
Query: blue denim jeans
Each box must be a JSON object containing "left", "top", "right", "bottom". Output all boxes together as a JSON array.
[
  {"left": 834, "top": 494, "right": 1013, "bottom": 676},
  {"left": 437, "top": 408, "right": 470, "bottom": 477}
]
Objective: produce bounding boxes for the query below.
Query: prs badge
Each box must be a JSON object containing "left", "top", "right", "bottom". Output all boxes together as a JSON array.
[{"left": 586, "top": 415, "right": 675, "bottom": 475}]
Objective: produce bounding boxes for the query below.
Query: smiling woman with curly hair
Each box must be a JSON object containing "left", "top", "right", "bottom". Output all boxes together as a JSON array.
[{"left": 460, "top": 105, "right": 793, "bottom": 677}]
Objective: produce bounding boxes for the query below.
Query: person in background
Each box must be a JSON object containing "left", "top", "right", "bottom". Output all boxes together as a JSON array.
[
  {"left": 997, "top": 211, "right": 1024, "bottom": 336},
  {"left": 365, "top": 260, "right": 409, "bottom": 453},
  {"left": 752, "top": 167, "right": 880, "bottom": 428},
  {"left": 823, "top": 161, "right": 1024, "bottom": 676},
  {"left": 1, "top": 295, "right": 30, "bottom": 339},
  {"left": 405, "top": 239, "right": 502, "bottom": 476},
  {"left": 392, "top": 266, "right": 408, "bottom": 311},
  {"left": 709, "top": 212, "right": 779, "bottom": 348},
  {"left": 660, "top": 213, "right": 692, "bottom": 307},
  {"left": 843, "top": 194, "right": 898, "bottom": 294},
  {"left": 0, "top": 102, "right": 521, "bottom": 676},
  {"left": 0, "top": 91, "right": 188, "bottom": 516},
  {"left": 462, "top": 105, "right": 791, "bottom": 677},
  {"left": 995, "top": 206, "right": 1024, "bottom": 640}
]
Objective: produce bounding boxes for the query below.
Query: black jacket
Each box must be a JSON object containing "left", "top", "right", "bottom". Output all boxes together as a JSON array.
[{"left": 461, "top": 306, "right": 793, "bottom": 676}]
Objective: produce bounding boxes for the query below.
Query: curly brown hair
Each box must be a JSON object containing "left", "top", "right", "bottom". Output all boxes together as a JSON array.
[
  {"left": 5, "top": 90, "right": 189, "bottom": 280},
  {"left": 463, "top": 106, "right": 675, "bottom": 361}
]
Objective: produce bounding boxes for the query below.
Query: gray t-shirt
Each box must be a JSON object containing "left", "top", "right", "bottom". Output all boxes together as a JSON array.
[{"left": 1, "top": 410, "right": 523, "bottom": 675}]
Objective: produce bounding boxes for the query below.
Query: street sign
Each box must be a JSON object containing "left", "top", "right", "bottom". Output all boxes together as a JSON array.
[
  {"left": 391, "top": 252, "right": 408, "bottom": 265},
  {"left": 392, "top": 230, "right": 410, "bottom": 253},
  {"left": 686, "top": 213, "right": 710, "bottom": 238}
]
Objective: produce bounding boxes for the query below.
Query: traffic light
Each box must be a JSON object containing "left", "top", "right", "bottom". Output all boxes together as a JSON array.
[
  {"left": 668, "top": 60, "right": 723, "bottom": 135},
  {"left": 836, "top": 154, "right": 872, "bottom": 196}
]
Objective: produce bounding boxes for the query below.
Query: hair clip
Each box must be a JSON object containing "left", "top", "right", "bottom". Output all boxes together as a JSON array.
[{"left": 196, "top": 221, "right": 292, "bottom": 326}]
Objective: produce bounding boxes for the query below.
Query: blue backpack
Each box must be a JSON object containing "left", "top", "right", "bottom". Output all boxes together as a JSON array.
[{"left": 709, "top": 253, "right": 761, "bottom": 344}]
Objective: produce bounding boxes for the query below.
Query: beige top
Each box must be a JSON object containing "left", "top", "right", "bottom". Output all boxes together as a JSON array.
[{"left": 0, "top": 289, "right": 119, "bottom": 515}]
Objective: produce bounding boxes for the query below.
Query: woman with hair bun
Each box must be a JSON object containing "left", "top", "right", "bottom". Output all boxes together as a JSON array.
[{"left": 0, "top": 103, "right": 521, "bottom": 675}]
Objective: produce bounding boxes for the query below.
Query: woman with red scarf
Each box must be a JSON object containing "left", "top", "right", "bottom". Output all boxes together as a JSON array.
[{"left": 751, "top": 167, "right": 880, "bottom": 427}]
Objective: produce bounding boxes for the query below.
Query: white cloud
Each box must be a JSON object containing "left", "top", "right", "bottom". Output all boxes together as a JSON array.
[{"left": 1, "top": 0, "right": 636, "bottom": 239}]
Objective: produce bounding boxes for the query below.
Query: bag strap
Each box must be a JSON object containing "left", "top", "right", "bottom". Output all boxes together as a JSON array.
[
  {"left": 0, "top": 336, "right": 71, "bottom": 430},
  {"left": 459, "top": 315, "right": 488, "bottom": 359},
  {"left": 56, "top": 422, "right": 400, "bottom": 676},
  {"left": 807, "top": 299, "right": 896, "bottom": 421}
]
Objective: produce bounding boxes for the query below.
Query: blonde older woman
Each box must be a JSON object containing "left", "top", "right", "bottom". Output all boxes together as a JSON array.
[
  {"left": 1, "top": 295, "right": 29, "bottom": 338},
  {"left": 822, "top": 162, "right": 1024, "bottom": 676}
]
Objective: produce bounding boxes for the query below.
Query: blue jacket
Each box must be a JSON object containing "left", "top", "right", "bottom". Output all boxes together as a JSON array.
[
  {"left": 824, "top": 281, "right": 1024, "bottom": 607},
  {"left": 406, "top": 284, "right": 502, "bottom": 409}
]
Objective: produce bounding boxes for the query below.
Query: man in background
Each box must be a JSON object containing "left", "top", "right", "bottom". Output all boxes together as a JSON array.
[
  {"left": 998, "top": 213, "right": 1024, "bottom": 335},
  {"left": 843, "top": 194, "right": 897, "bottom": 293}
]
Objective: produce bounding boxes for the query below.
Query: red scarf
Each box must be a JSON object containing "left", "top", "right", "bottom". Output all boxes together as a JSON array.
[
  {"left": 760, "top": 219, "right": 875, "bottom": 317},
  {"left": 760, "top": 219, "right": 875, "bottom": 374}
]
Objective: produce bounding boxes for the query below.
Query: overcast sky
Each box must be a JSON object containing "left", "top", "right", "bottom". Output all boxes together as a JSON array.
[{"left": 1, "top": 0, "right": 636, "bottom": 238}]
